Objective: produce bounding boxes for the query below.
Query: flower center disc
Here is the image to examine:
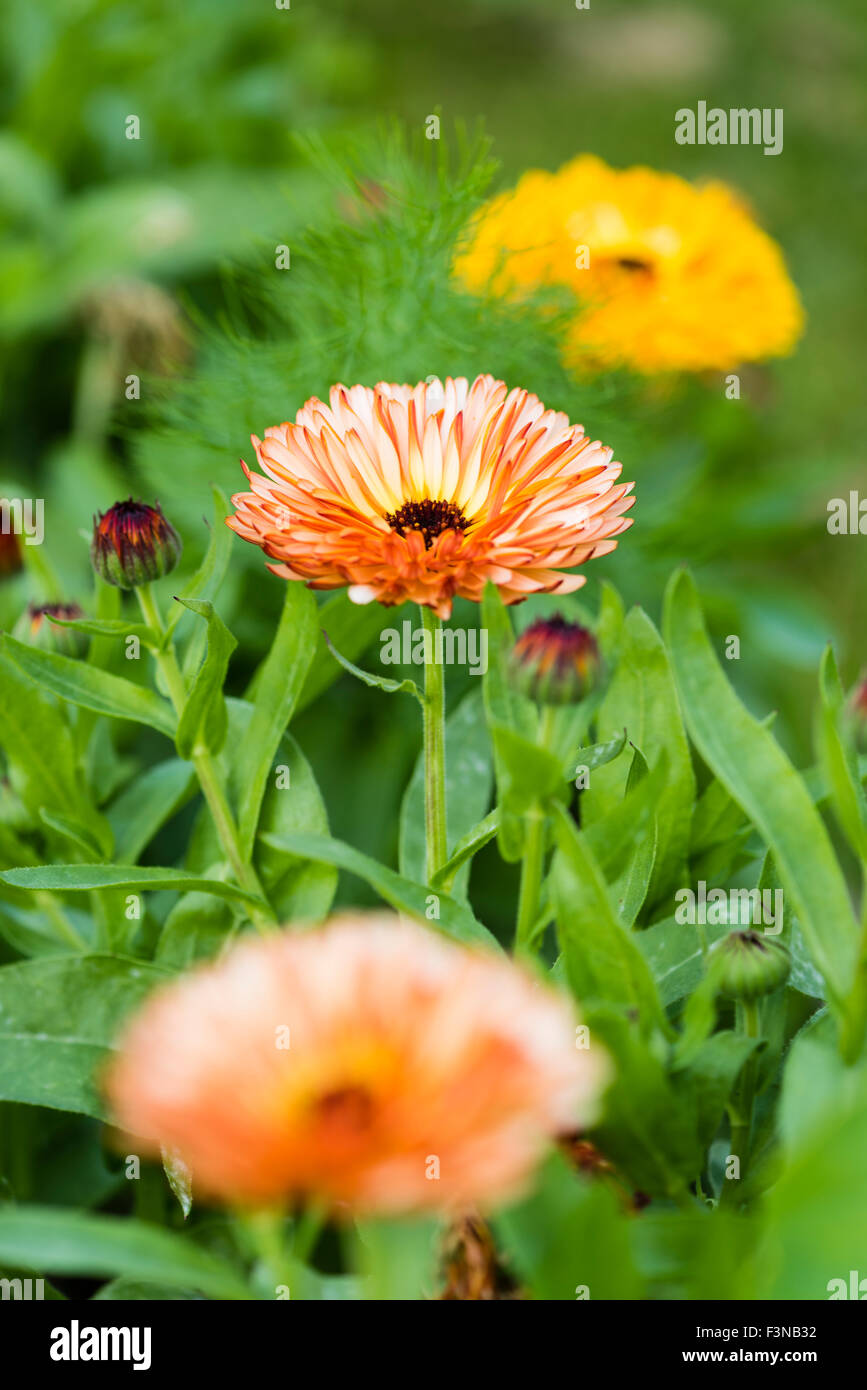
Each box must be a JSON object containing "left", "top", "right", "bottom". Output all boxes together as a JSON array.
[
  {"left": 313, "top": 1084, "right": 376, "bottom": 1133},
  {"left": 385, "top": 498, "right": 469, "bottom": 550}
]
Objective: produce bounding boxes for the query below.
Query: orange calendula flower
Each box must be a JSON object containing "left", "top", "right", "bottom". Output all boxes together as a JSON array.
[
  {"left": 455, "top": 156, "right": 804, "bottom": 374},
  {"left": 105, "top": 914, "right": 605, "bottom": 1213},
  {"left": 227, "top": 375, "right": 633, "bottom": 620}
]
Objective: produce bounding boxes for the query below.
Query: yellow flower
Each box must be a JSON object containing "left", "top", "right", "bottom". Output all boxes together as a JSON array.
[
  {"left": 228, "top": 375, "right": 633, "bottom": 620},
  {"left": 105, "top": 914, "right": 606, "bottom": 1213},
  {"left": 455, "top": 155, "right": 804, "bottom": 374}
]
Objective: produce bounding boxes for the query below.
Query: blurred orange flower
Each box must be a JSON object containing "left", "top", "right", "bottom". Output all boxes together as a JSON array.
[
  {"left": 227, "top": 375, "right": 633, "bottom": 619},
  {"left": 106, "top": 915, "right": 606, "bottom": 1213}
]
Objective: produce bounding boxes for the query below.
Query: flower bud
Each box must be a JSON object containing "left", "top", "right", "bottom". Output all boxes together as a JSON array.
[
  {"left": 91, "top": 499, "right": 181, "bottom": 589},
  {"left": 509, "top": 615, "right": 602, "bottom": 706},
  {"left": 845, "top": 671, "right": 867, "bottom": 753},
  {"left": 712, "top": 929, "right": 790, "bottom": 1002},
  {"left": 13, "top": 602, "right": 85, "bottom": 657},
  {"left": 0, "top": 529, "right": 23, "bottom": 580}
]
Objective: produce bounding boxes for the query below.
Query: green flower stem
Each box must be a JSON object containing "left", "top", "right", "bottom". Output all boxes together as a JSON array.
[
  {"left": 292, "top": 1204, "right": 325, "bottom": 1264},
  {"left": 723, "top": 998, "right": 761, "bottom": 1205},
  {"left": 136, "top": 585, "right": 274, "bottom": 930},
  {"left": 841, "top": 887, "right": 867, "bottom": 1064},
  {"left": 421, "top": 606, "right": 447, "bottom": 882},
  {"left": 514, "top": 705, "right": 558, "bottom": 954},
  {"left": 515, "top": 805, "right": 546, "bottom": 954},
  {"left": 236, "top": 1209, "right": 294, "bottom": 1298}
]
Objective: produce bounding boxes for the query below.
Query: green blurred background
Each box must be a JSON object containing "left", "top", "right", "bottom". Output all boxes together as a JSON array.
[{"left": 1, "top": 0, "right": 865, "bottom": 933}]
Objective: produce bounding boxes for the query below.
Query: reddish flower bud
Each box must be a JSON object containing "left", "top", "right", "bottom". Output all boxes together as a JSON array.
[
  {"left": 91, "top": 499, "right": 181, "bottom": 589},
  {"left": 845, "top": 671, "right": 867, "bottom": 753},
  {"left": 0, "top": 528, "right": 23, "bottom": 579},
  {"left": 509, "top": 615, "right": 602, "bottom": 706},
  {"left": 14, "top": 602, "right": 85, "bottom": 657}
]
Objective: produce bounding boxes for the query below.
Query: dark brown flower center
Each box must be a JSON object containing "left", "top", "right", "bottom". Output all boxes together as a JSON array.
[
  {"left": 616, "top": 256, "right": 653, "bottom": 273},
  {"left": 385, "top": 498, "right": 468, "bottom": 549},
  {"left": 313, "top": 1084, "right": 375, "bottom": 1132}
]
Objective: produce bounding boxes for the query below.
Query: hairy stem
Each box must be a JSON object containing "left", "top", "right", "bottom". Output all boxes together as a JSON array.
[
  {"left": 723, "top": 998, "right": 761, "bottom": 1205},
  {"left": 421, "top": 606, "right": 447, "bottom": 882},
  {"left": 514, "top": 705, "right": 558, "bottom": 953},
  {"left": 137, "top": 585, "right": 273, "bottom": 930}
]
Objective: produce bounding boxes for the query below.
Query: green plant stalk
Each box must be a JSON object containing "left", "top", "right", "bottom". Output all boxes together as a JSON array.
[
  {"left": 723, "top": 997, "right": 761, "bottom": 1205},
  {"left": 515, "top": 804, "right": 546, "bottom": 954},
  {"left": 136, "top": 585, "right": 274, "bottom": 930},
  {"left": 514, "top": 705, "right": 558, "bottom": 953},
  {"left": 841, "top": 884, "right": 867, "bottom": 1065},
  {"left": 235, "top": 1208, "right": 294, "bottom": 1299},
  {"left": 421, "top": 606, "right": 447, "bottom": 882}
]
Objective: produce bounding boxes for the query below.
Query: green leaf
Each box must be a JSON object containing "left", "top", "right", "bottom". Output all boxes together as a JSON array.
[
  {"left": 0, "top": 652, "right": 95, "bottom": 824},
  {"left": 38, "top": 808, "right": 113, "bottom": 862},
  {"left": 586, "top": 1006, "right": 702, "bottom": 1197},
  {"left": 106, "top": 759, "right": 197, "bottom": 863},
  {"left": 690, "top": 776, "right": 748, "bottom": 856},
  {"left": 246, "top": 735, "right": 337, "bottom": 924},
  {"left": 584, "top": 606, "right": 695, "bottom": 909},
  {"left": 156, "top": 891, "right": 234, "bottom": 969},
  {"left": 174, "top": 599, "right": 237, "bottom": 758},
  {"left": 663, "top": 570, "right": 859, "bottom": 1048},
  {"left": 399, "top": 689, "right": 493, "bottom": 898},
  {"left": 573, "top": 729, "right": 627, "bottom": 778},
  {"left": 235, "top": 583, "right": 319, "bottom": 859},
  {"left": 0, "top": 864, "right": 266, "bottom": 908},
  {"left": 816, "top": 644, "right": 867, "bottom": 861},
  {"left": 596, "top": 580, "right": 625, "bottom": 664},
  {"left": 93, "top": 1279, "right": 204, "bottom": 1301},
  {"left": 259, "top": 832, "right": 499, "bottom": 950},
  {"left": 0, "top": 1207, "right": 250, "bottom": 1300},
  {"left": 551, "top": 803, "right": 668, "bottom": 1034},
  {"left": 637, "top": 915, "right": 729, "bottom": 1006},
  {"left": 672, "top": 1030, "right": 762, "bottom": 1151},
  {"left": 582, "top": 749, "right": 667, "bottom": 884},
  {"left": 610, "top": 747, "right": 657, "bottom": 926},
  {"left": 481, "top": 581, "right": 536, "bottom": 860},
  {"left": 0, "top": 954, "right": 168, "bottom": 1117},
  {"left": 490, "top": 723, "right": 565, "bottom": 816},
  {"left": 162, "top": 1145, "right": 193, "bottom": 1221},
  {"left": 188, "top": 702, "right": 338, "bottom": 925},
  {"left": 46, "top": 616, "right": 161, "bottom": 648},
  {"left": 322, "top": 631, "right": 422, "bottom": 701},
  {"left": 165, "top": 484, "right": 233, "bottom": 638},
  {"left": 496, "top": 1153, "right": 644, "bottom": 1300},
  {"left": 755, "top": 1020, "right": 867, "bottom": 1298},
  {"left": 352, "top": 1216, "right": 441, "bottom": 1301},
  {"left": 2, "top": 635, "right": 175, "bottom": 737},
  {"left": 297, "top": 594, "right": 390, "bottom": 712},
  {"left": 430, "top": 809, "right": 500, "bottom": 893}
]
